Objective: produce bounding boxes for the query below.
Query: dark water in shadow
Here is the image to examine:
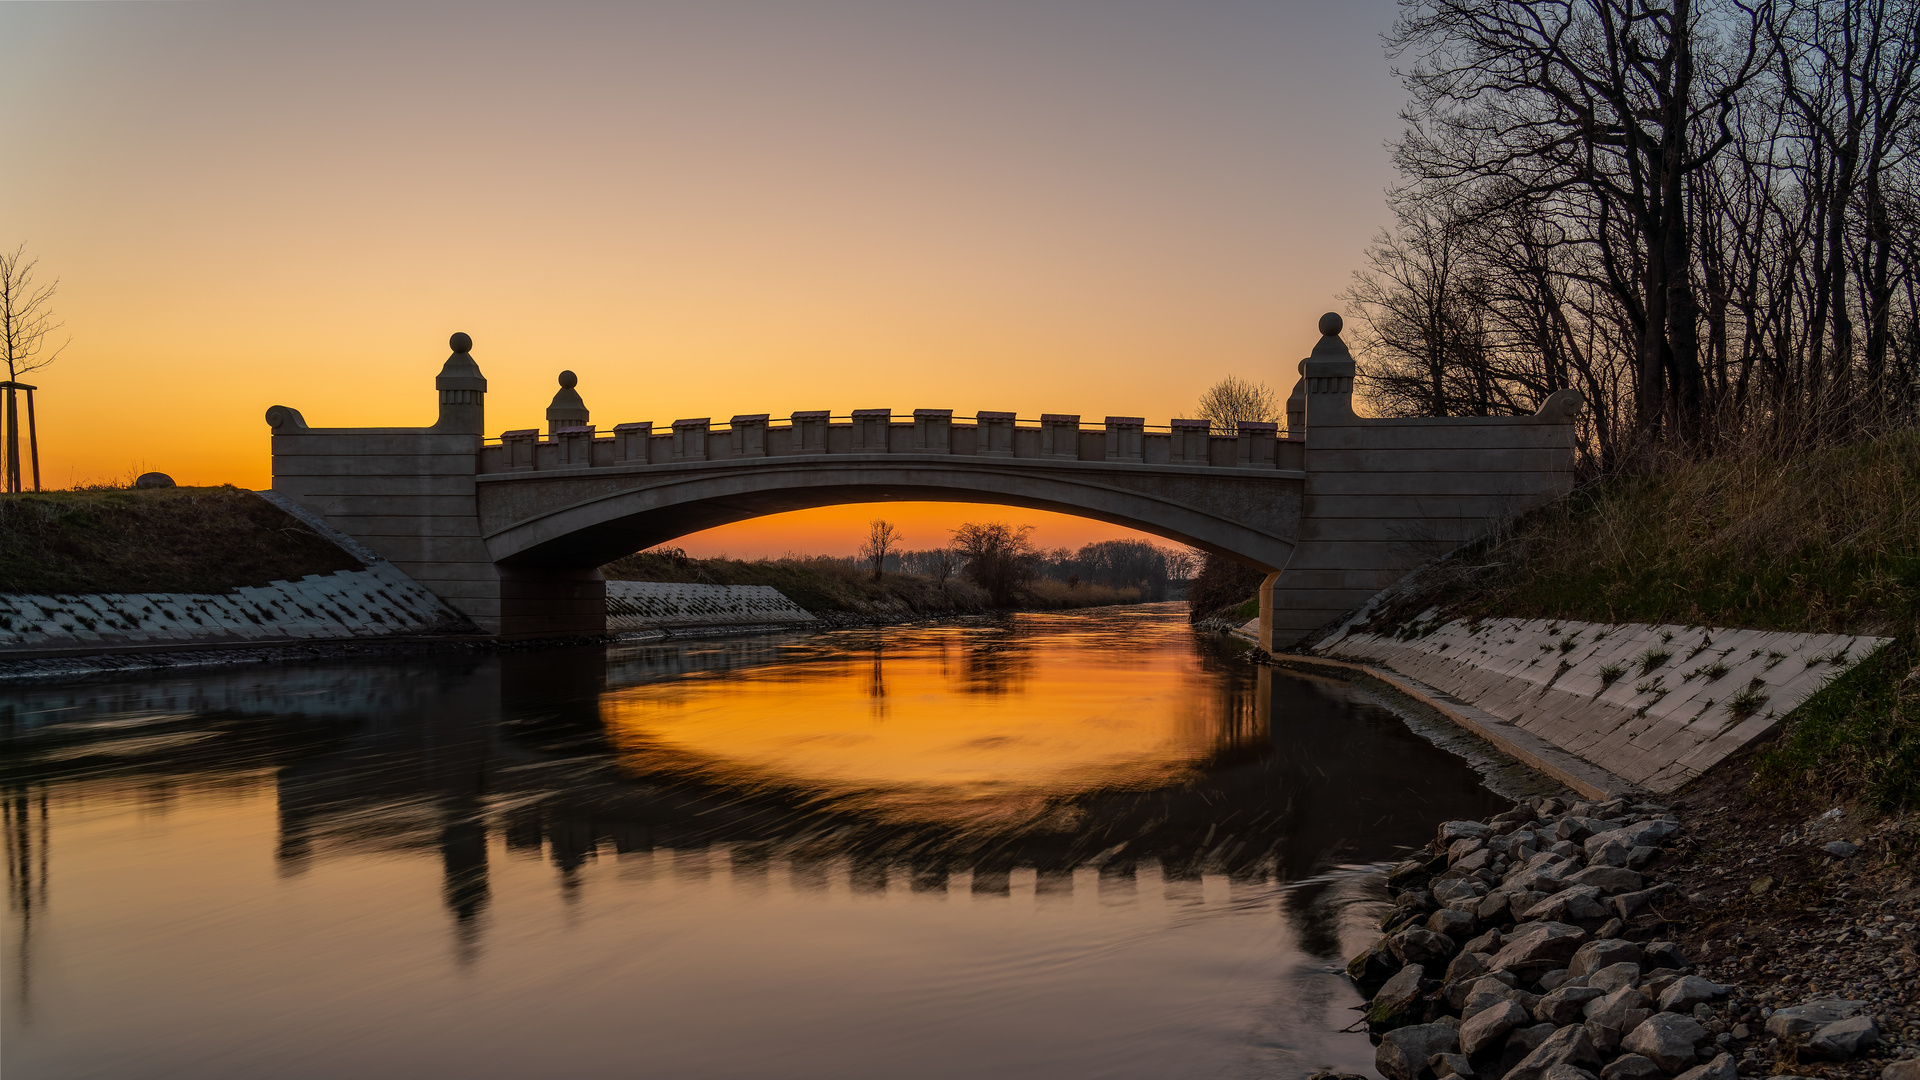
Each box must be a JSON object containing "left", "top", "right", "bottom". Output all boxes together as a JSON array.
[{"left": 1, "top": 604, "right": 1506, "bottom": 1080}]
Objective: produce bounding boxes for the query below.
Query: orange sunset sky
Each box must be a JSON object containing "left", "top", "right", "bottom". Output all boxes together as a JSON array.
[{"left": 4, "top": 1, "right": 1404, "bottom": 558}]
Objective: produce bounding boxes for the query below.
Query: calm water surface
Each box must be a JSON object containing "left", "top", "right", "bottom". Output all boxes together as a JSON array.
[{"left": 2, "top": 605, "right": 1507, "bottom": 1080}]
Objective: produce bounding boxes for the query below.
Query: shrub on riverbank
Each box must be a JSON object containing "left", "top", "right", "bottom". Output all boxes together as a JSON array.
[
  {"left": 1186, "top": 553, "right": 1265, "bottom": 624},
  {"left": 0, "top": 486, "right": 361, "bottom": 595}
]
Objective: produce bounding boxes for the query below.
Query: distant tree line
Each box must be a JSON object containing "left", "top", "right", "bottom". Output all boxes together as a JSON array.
[
  {"left": 815, "top": 525, "right": 1199, "bottom": 607},
  {"left": 1345, "top": 0, "right": 1920, "bottom": 465}
]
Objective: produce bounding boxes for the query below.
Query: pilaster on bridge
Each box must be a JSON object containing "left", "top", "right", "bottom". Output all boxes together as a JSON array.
[{"left": 265, "top": 315, "right": 1581, "bottom": 645}]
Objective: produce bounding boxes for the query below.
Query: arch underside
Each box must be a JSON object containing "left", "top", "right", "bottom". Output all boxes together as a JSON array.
[{"left": 478, "top": 461, "right": 1300, "bottom": 572}]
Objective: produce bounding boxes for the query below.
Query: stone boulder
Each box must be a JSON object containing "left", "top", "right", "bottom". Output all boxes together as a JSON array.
[
  {"left": 1622, "top": 1013, "right": 1710, "bottom": 1074},
  {"left": 1565, "top": 866, "right": 1645, "bottom": 895},
  {"left": 1883, "top": 1061, "right": 1920, "bottom": 1080},
  {"left": 1587, "top": 963, "right": 1643, "bottom": 994},
  {"left": 1640, "top": 941, "right": 1689, "bottom": 970},
  {"left": 1445, "top": 950, "right": 1493, "bottom": 986},
  {"left": 1390, "top": 859, "right": 1436, "bottom": 891},
  {"left": 1459, "top": 976, "right": 1522, "bottom": 1019},
  {"left": 1809, "top": 1015, "right": 1881, "bottom": 1060},
  {"left": 1568, "top": 938, "right": 1644, "bottom": 977},
  {"left": 1601, "top": 1054, "right": 1664, "bottom": 1080},
  {"left": 1583, "top": 820, "right": 1678, "bottom": 861},
  {"left": 1393, "top": 926, "right": 1458, "bottom": 967},
  {"left": 1441, "top": 821, "right": 1494, "bottom": 842},
  {"left": 1430, "top": 909, "right": 1478, "bottom": 939},
  {"left": 1450, "top": 837, "right": 1489, "bottom": 863},
  {"left": 1503, "top": 1023, "right": 1602, "bottom": 1080},
  {"left": 1535, "top": 985, "right": 1606, "bottom": 1025},
  {"left": 1489, "top": 922, "right": 1588, "bottom": 979},
  {"left": 1347, "top": 937, "right": 1400, "bottom": 982},
  {"left": 1611, "top": 887, "right": 1669, "bottom": 920},
  {"left": 1454, "top": 849, "right": 1494, "bottom": 874},
  {"left": 1462, "top": 929, "right": 1503, "bottom": 955},
  {"left": 1367, "top": 964, "right": 1428, "bottom": 1030},
  {"left": 1522, "top": 886, "right": 1610, "bottom": 924},
  {"left": 1378, "top": 1023, "right": 1460, "bottom": 1080},
  {"left": 1766, "top": 998, "right": 1871, "bottom": 1041},
  {"left": 1461, "top": 999, "right": 1531, "bottom": 1055},
  {"left": 1656, "top": 975, "right": 1727, "bottom": 1013}
]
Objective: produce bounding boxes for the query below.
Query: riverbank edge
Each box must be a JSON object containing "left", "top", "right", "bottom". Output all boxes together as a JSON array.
[
  {"left": 1209, "top": 632, "right": 1920, "bottom": 1080},
  {"left": 0, "top": 605, "right": 1142, "bottom": 682}
]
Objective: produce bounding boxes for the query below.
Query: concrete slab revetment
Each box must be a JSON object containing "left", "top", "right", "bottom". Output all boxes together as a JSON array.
[{"left": 1310, "top": 617, "right": 1889, "bottom": 794}]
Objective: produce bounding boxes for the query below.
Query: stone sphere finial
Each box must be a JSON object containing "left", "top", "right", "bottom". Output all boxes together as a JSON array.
[
  {"left": 1319, "top": 312, "right": 1343, "bottom": 337},
  {"left": 450, "top": 331, "right": 473, "bottom": 354},
  {"left": 558, "top": 370, "right": 578, "bottom": 389}
]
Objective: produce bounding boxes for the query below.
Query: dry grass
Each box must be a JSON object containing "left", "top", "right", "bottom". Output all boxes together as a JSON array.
[
  {"left": 0, "top": 486, "right": 363, "bottom": 595},
  {"left": 1394, "top": 429, "right": 1920, "bottom": 637}
]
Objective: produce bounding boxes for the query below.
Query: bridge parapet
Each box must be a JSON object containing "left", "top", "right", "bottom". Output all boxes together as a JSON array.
[{"left": 475, "top": 407, "right": 1307, "bottom": 475}]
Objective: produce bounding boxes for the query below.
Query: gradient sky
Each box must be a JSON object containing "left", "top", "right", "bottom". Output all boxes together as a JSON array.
[{"left": 4, "top": 0, "right": 1406, "bottom": 557}]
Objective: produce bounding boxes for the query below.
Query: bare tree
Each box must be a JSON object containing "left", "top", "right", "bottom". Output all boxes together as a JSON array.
[
  {"left": 929, "top": 546, "right": 958, "bottom": 585},
  {"left": 860, "top": 519, "right": 900, "bottom": 580},
  {"left": 951, "top": 521, "right": 1039, "bottom": 606},
  {"left": 1194, "top": 375, "right": 1281, "bottom": 434},
  {"left": 1165, "top": 547, "right": 1202, "bottom": 582},
  {"left": 1, "top": 246, "right": 67, "bottom": 382},
  {"left": 1387, "top": 0, "right": 1772, "bottom": 440}
]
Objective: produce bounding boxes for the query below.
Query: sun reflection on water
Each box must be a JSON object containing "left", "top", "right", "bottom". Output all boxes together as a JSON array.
[{"left": 600, "top": 611, "right": 1262, "bottom": 827}]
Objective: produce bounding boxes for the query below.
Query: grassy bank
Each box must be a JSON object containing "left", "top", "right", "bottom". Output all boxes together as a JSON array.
[
  {"left": 601, "top": 549, "right": 1154, "bottom": 617},
  {"left": 1367, "top": 431, "right": 1920, "bottom": 813},
  {"left": 0, "top": 487, "right": 362, "bottom": 595},
  {"left": 1391, "top": 429, "right": 1920, "bottom": 636}
]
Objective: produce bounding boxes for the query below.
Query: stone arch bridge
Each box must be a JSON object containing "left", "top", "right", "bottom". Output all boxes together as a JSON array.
[{"left": 267, "top": 318, "right": 1582, "bottom": 647}]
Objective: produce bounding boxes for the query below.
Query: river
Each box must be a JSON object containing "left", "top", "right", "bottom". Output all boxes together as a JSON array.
[{"left": 1, "top": 603, "right": 1513, "bottom": 1079}]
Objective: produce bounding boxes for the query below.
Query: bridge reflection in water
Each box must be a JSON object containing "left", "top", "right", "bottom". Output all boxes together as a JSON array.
[{"left": 3, "top": 607, "right": 1516, "bottom": 1079}]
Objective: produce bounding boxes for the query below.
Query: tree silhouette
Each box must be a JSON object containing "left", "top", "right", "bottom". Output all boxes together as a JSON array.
[
  {"left": 1195, "top": 375, "right": 1280, "bottom": 434},
  {"left": 1, "top": 246, "right": 67, "bottom": 382},
  {"left": 860, "top": 519, "right": 900, "bottom": 580}
]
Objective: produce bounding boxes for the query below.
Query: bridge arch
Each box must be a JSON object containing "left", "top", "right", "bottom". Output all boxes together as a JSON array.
[{"left": 478, "top": 457, "right": 1301, "bottom": 572}]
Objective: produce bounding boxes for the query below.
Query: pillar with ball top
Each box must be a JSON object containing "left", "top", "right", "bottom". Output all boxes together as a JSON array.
[{"left": 435, "top": 332, "right": 487, "bottom": 436}]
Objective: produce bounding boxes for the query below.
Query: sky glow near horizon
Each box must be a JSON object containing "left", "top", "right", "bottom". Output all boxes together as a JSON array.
[{"left": 4, "top": 0, "right": 1405, "bottom": 558}]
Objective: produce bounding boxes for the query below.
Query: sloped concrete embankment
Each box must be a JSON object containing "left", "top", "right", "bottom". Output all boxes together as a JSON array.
[
  {"left": 0, "top": 559, "right": 470, "bottom": 652},
  {"left": 605, "top": 580, "right": 815, "bottom": 633},
  {"left": 1265, "top": 617, "right": 1886, "bottom": 797}
]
